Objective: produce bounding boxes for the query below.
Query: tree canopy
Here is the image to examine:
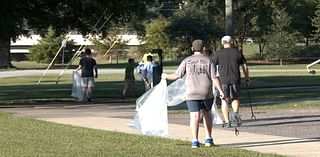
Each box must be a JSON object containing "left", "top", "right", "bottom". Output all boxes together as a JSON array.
[
  {"left": 0, "top": 0, "right": 147, "bottom": 68},
  {"left": 1, "top": 0, "right": 320, "bottom": 68}
]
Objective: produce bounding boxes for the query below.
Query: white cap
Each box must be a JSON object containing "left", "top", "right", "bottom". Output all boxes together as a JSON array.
[{"left": 221, "top": 36, "right": 232, "bottom": 44}]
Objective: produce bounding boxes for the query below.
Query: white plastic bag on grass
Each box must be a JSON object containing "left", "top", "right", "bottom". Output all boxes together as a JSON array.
[
  {"left": 71, "top": 71, "right": 83, "bottom": 102},
  {"left": 131, "top": 79, "right": 168, "bottom": 136}
]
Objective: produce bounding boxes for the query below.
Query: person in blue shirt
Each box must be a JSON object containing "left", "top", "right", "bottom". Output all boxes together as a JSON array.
[{"left": 142, "top": 55, "right": 155, "bottom": 91}]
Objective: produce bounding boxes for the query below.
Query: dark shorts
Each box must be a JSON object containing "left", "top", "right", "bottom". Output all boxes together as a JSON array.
[
  {"left": 222, "top": 84, "right": 240, "bottom": 99},
  {"left": 186, "top": 99, "right": 214, "bottom": 112}
]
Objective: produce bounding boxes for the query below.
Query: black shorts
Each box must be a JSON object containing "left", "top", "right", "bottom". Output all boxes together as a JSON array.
[{"left": 222, "top": 84, "right": 240, "bottom": 99}]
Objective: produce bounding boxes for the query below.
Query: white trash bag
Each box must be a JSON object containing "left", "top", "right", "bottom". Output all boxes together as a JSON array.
[
  {"left": 211, "top": 96, "right": 223, "bottom": 125},
  {"left": 130, "top": 79, "right": 168, "bottom": 136},
  {"left": 211, "top": 85, "right": 224, "bottom": 125},
  {"left": 71, "top": 71, "right": 83, "bottom": 102}
]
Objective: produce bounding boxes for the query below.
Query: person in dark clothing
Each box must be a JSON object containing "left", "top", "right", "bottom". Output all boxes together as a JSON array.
[
  {"left": 75, "top": 48, "right": 98, "bottom": 102},
  {"left": 213, "top": 36, "right": 249, "bottom": 127},
  {"left": 121, "top": 58, "right": 136, "bottom": 99}
]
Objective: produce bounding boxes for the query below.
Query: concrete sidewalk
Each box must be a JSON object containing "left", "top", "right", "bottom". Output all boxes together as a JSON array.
[
  {"left": 39, "top": 116, "right": 319, "bottom": 157},
  {"left": 1, "top": 103, "right": 319, "bottom": 157}
]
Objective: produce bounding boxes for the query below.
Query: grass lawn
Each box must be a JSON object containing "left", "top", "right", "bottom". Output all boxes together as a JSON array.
[
  {"left": 1, "top": 63, "right": 320, "bottom": 105},
  {"left": 0, "top": 111, "right": 283, "bottom": 157},
  {"left": 0, "top": 61, "right": 317, "bottom": 157}
]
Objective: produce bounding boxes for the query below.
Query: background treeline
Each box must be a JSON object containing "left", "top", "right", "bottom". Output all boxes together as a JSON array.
[{"left": 1, "top": 0, "right": 320, "bottom": 67}]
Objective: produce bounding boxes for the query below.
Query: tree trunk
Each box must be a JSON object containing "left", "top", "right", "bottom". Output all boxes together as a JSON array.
[
  {"left": 305, "top": 37, "right": 309, "bottom": 46},
  {"left": 116, "top": 52, "right": 119, "bottom": 64},
  {"left": 108, "top": 55, "right": 112, "bottom": 64},
  {"left": 280, "top": 58, "right": 283, "bottom": 66},
  {"left": 0, "top": 39, "right": 13, "bottom": 68},
  {"left": 258, "top": 41, "right": 263, "bottom": 60}
]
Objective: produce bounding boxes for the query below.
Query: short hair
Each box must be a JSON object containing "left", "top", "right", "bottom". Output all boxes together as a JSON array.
[
  {"left": 221, "top": 36, "right": 233, "bottom": 44},
  {"left": 147, "top": 55, "right": 153, "bottom": 61},
  {"left": 84, "top": 48, "right": 91, "bottom": 55},
  {"left": 192, "top": 39, "right": 204, "bottom": 52},
  {"left": 128, "top": 58, "right": 134, "bottom": 63}
]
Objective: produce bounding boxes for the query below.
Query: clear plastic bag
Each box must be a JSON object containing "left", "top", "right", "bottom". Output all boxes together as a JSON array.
[
  {"left": 166, "top": 77, "right": 223, "bottom": 124},
  {"left": 130, "top": 79, "right": 168, "bottom": 136},
  {"left": 166, "top": 77, "right": 186, "bottom": 106},
  {"left": 130, "top": 77, "right": 223, "bottom": 137},
  {"left": 71, "top": 71, "right": 83, "bottom": 102}
]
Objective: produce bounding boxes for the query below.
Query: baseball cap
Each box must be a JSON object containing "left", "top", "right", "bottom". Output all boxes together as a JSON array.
[
  {"left": 192, "top": 39, "right": 204, "bottom": 51},
  {"left": 221, "top": 36, "right": 232, "bottom": 44}
]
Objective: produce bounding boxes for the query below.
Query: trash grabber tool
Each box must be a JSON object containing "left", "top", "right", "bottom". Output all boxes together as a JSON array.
[{"left": 246, "top": 83, "right": 256, "bottom": 120}]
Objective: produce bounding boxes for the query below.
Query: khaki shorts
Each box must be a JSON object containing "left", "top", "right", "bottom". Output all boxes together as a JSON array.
[{"left": 81, "top": 77, "right": 95, "bottom": 87}]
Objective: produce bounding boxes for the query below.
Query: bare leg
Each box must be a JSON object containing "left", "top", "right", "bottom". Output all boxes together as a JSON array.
[
  {"left": 82, "top": 87, "right": 87, "bottom": 101},
  {"left": 189, "top": 112, "right": 200, "bottom": 141},
  {"left": 122, "top": 88, "right": 127, "bottom": 97},
  {"left": 87, "top": 87, "right": 93, "bottom": 99},
  {"left": 221, "top": 99, "right": 229, "bottom": 123},
  {"left": 231, "top": 99, "right": 242, "bottom": 126},
  {"left": 131, "top": 82, "right": 136, "bottom": 97},
  {"left": 202, "top": 110, "right": 212, "bottom": 138},
  {"left": 231, "top": 99, "right": 240, "bottom": 113}
]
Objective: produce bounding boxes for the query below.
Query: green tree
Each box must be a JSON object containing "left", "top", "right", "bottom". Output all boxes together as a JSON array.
[
  {"left": 166, "top": 0, "right": 223, "bottom": 57},
  {"left": 249, "top": 0, "right": 275, "bottom": 60},
  {"left": 144, "top": 17, "right": 171, "bottom": 50},
  {"left": 0, "top": 0, "right": 147, "bottom": 68},
  {"left": 284, "top": 0, "right": 317, "bottom": 46},
  {"left": 312, "top": 0, "right": 320, "bottom": 43},
  {"left": 28, "top": 27, "right": 74, "bottom": 64},
  {"left": 233, "top": 0, "right": 258, "bottom": 52},
  {"left": 91, "top": 25, "right": 130, "bottom": 64},
  {"left": 265, "top": 7, "right": 298, "bottom": 66},
  {"left": 0, "top": 0, "right": 21, "bottom": 68}
]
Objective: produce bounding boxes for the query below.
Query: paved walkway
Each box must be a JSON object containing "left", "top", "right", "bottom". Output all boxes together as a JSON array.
[{"left": 1, "top": 102, "right": 319, "bottom": 157}]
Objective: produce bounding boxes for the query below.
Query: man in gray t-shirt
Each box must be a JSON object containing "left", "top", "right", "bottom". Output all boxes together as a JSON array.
[{"left": 162, "top": 39, "right": 224, "bottom": 148}]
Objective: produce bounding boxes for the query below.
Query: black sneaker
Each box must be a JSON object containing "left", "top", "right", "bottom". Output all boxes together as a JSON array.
[
  {"left": 222, "top": 121, "right": 231, "bottom": 128},
  {"left": 232, "top": 113, "right": 242, "bottom": 127}
]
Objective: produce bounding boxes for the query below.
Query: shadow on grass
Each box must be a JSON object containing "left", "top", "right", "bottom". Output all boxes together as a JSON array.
[
  {"left": 1, "top": 74, "right": 320, "bottom": 106},
  {"left": 0, "top": 80, "right": 146, "bottom": 105}
]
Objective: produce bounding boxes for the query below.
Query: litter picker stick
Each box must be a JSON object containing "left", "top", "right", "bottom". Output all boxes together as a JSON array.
[
  {"left": 246, "top": 84, "right": 256, "bottom": 120},
  {"left": 37, "top": 35, "right": 71, "bottom": 85}
]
